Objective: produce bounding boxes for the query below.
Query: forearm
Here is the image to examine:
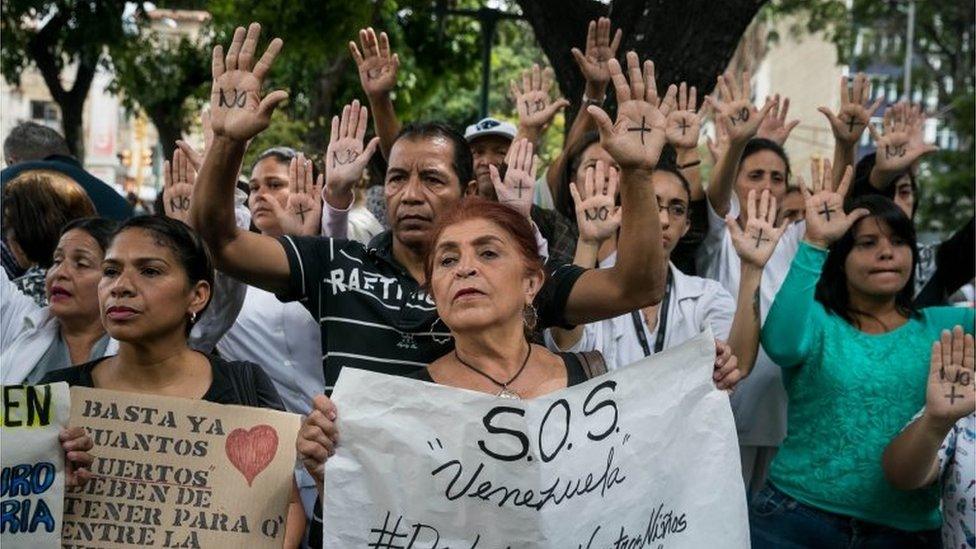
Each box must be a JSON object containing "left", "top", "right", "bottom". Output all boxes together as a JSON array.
[
  {"left": 284, "top": 481, "right": 306, "bottom": 548},
  {"left": 869, "top": 164, "right": 899, "bottom": 190},
  {"left": 727, "top": 265, "right": 762, "bottom": 376},
  {"left": 546, "top": 103, "right": 596, "bottom": 196},
  {"left": 366, "top": 92, "right": 400, "bottom": 160},
  {"left": 613, "top": 168, "right": 666, "bottom": 305},
  {"left": 676, "top": 147, "right": 704, "bottom": 201},
  {"left": 761, "top": 242, "right": 825, "bottom": 365},
  {"left": 706, "top": 140, "right": 746, "bottom": 218},
  {"left": 190, "top": 136, "right": 246, "bottom": 252},
  {"left": 549, "top": 238, "right": 602, "bottom": 348},
  {"left": 832, "top": 140, "right": 856, "bottom": 193},
  {"left": 882, "top": 413, "right": 950, "bottom": 490}
]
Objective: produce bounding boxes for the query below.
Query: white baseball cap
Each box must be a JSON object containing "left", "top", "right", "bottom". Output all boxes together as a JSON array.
[{"left": 464, "top": 117, "right": 517, "bottom": 143}]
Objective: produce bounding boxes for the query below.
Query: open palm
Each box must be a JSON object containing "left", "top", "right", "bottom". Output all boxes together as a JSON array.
[
  {"left": 570, "top": 160, "right": 621, "bottom": 245},
  {"left": 802, "top": 159, "right": 868, "bottom": 247},
  {"left": 925, "top": 327, "right": 975, "bottom": 424},
  {"left": 727, "top": 189, "right": 787, "bottom": 269}
]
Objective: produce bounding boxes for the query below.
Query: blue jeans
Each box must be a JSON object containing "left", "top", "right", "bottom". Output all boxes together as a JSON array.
[{"left": 749, "top": 483, "right": 941, "bottom": 549}]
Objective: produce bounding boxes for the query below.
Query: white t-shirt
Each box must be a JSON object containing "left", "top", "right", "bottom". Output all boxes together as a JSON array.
[
  {"left": 696, "top": 194, "right": 805, "bottom": 446},
  {"left": 937, "top": 412, "right": 975, "bottom": 549},
  {"left": 544, "top": 255, "right": 734, "bottom": 371}
]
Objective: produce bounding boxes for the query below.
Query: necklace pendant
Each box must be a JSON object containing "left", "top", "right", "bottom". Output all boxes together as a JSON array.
[{"left": 497, "top": 387, "right": 521, "bottom": 400}]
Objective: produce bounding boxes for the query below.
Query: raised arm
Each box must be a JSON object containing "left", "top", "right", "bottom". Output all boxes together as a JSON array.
[
  {"left": 762, "top": 160, "right": 867, "bottom": 366},
  {"left": 350, "top": 27, "right": 400, "bottom": 160},
  {"left": 666, "top": 82, "right": 707, "bottom": 199},
  {"left": 511, "top": 65, "right": 569, "bottom": 146},
  {"left": 883, "top": 327, "right": 974, "bottom": 490},
  {"left": 817, "top": 73, "right": 882, "bottom": 190},
  {"left": 868, "top": 101, "right": 938, "bottom": 189},
  {"left": 705, "top": 71, "right": 774, "bottom": 217},
  {"left": 562, "top": 52, "right": 672, "bottom": 323},
  {"left": 725, "top": 189, "right": 788, "bottom": 376},
  {"left": 547, "top": 17, "right": 621, "bottom": 196},
  {"left": 189, "top": 22, "right": 292, "bottom": 294}
]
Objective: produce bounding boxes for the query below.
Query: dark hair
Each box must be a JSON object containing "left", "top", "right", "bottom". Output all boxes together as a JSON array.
[
  {"left": 111, "top": 216, "right": 215, "bottom": 334},
  {"left": 3, "top": 172, "right": 96, "bottom": 267},
  {"left": 250, "top": 146, "right": 320, "bottom": 181},
  {"left": 394, "top": 122, "right": 474, "bottom": 190},
  {"left": 851, "top": 152, "right": 918, "bottom": 219},
  {"left": 814, "top": 195, "right": 918, "bottom": 327},
  {"left": 3, "top": 121, "right": 70, "bottom": 163},
  {"left": 655, "top": 153, "right": 692, "bottom": 203},
  {"left": 60, "top": 217, "right": 120, "bottom": 254},
  {"left": 555, "top": 131, "right": 603, "bottom": 225},
  {"left": 423, "top": 196, "right": 544, "bottom": 294},
  {"left": 739, "top": 138, "right": 792, "bottom": 181}
]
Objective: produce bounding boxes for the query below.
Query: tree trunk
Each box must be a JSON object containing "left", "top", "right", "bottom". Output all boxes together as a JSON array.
[
  {"left": 516, "top": 0, "right": 767, "bottom": 130},
  {"left": 150, "top": 106, "right": 184, "bottom": 163}
]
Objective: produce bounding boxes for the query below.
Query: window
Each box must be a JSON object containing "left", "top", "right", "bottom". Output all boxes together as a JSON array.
[{"left": 29, "top": 100, "right": 59, "bottom": 123}]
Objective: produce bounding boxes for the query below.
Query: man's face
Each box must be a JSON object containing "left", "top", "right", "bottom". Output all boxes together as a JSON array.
[
  {"left": 248, "top": 157, "right": 291, "bottom": 235},
  {"left": 469, "top": 135, "right": 511, "bottom": 199},
  {"left": 385, "top": 137, "right": 467, "bottom": 250}
]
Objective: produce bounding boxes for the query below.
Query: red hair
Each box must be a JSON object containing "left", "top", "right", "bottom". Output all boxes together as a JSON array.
[{"left": 423, "top": 197, "right": 545, "bottom": 284}]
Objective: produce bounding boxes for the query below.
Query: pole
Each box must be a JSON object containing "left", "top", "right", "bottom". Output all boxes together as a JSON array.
[
  {"left": 903, "top": 0, "right": 915, "bottom": 100},
  {"left": 480, "top": 12, "right": 496, "bottom": 118}
]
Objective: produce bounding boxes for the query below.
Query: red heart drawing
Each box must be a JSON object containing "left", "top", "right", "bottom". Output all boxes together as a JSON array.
[{"left": 225, "top": 424, "right": 279, "bottom": 486}]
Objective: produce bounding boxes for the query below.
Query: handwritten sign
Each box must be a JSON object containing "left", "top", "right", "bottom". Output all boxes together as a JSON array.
[
  {"left": 1, "top": 383, "right": 71, "bottom": 549},
  {"left": 324, "top": 332, "right": 749, "bottom": 547},
  {"left": 62, "top": 388, "right": 300, "bottom": 549}
]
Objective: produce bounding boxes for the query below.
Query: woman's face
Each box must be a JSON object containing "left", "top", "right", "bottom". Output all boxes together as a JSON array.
[
  {"left": 651, "top": 171, "right": 690, "bottom": 255},
  {"left": 891, "top": 173, "right": 915, "bottom": 219},
  {"left": 573, "top": 142, "right": 619, "bottom": 186},
  {"left": 844, "top": 217, "right": 913, "bottom": 300},
  {"left": 248, "top": 157, "right": 292, "bottom": 235},
  {"left": 429, "top": 218, "right": 543, "bottom": 334},
  {"left": 98, "top": 228, "right": 210, "bottom": 343},
  {"left": 734, "top": 150, "right": 787, "bottom": 219},
  {"left": 45, "top": 229, "right": 104, "bottom": 324}
]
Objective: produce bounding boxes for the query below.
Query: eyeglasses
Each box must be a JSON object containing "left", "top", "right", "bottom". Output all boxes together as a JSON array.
[{"left": 656, "top": 201, "right": 688, "bottom": 219}]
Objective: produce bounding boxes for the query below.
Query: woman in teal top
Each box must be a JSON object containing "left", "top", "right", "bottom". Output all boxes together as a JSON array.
[{"left": 751, "top": 167, "right": 974, "bottom": 548}]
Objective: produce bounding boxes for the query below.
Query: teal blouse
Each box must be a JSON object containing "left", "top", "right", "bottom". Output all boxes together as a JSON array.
[{"left": 761, "top": 241, "right": 975, "bottom": 532}]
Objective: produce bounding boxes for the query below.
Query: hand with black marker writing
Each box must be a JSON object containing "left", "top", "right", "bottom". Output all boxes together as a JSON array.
[
  {"left": 324, "top": 100, "right": 380, "bottom": 210},
  {"left": 489, "top": 138, "right": 538, "bottom": 220},
  {"left": 665, "top": 83, "right": 707, "bottom": 150},
  {"left": 923, "top": 326, "right": 975, "bottom": 429},
  {"left": 802, "top": 159, "right": 868, "bottom": 249},
  {"left": 511, "top": 64, "right": 570, "bottom": 142},
  {"left": 62, "top": 426, "right": 94, "bottom": 487},
  {"left": 266, "top": 152, "right": 323, "bottom": 237},
  {"left": 587, "top": 51, "right": 676, "bottom": 171},
  {"left": 705, "top": 70, "right": 774, "bottom": 145},
  {"left": 726, "top": 189, "right": 787, "bottom": 270},
  {"left": 757, "top": 94, "right": 800, "bottom": 147},
  {"left": 163, "top": 148, "right": 196, "bottom": 224},
  {"left": 571, "top": 17, "right": 622, "bottom": 101},
  {"left": 349, "top": 27, "right": 399, "bottom": 100},
  {"left": 297, "top": 394, "right": 339, "bottom": 496},
  {"left": 570, "top": 160, "right": 621, "bottom": 247},
  {"left": 818, "top": 73, "right": 882, "bottom": 147},
  {"left": 868, "top": 101, "right": 938, "bottom": 179},
  {"left": 713, "top": 339, "right": 741, "bottom": 392},
  {"left": 209, "top": 23, "right": 289, "bottom": 143}
]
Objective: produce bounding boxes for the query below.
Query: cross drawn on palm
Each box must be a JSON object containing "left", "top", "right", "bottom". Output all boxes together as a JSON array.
[
  {"left": 926, "top": 327, "right": 975, "bottom": 420},
  {"left": 726, "top": 189, "right": 786, "bottom": 269},
  {"left": 489, "top": 138, "right": 537, "bottom": 219}
]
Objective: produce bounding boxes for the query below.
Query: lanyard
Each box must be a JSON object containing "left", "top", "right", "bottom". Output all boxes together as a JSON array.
[{"left": 631, "top": 270, "right": 673, "bottom": 357}]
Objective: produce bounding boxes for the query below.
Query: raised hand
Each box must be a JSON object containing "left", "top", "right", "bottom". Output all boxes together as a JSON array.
[
  {"left": 706, "top": 116, "right": 730, "bottom": 164},
  {"left": 706, "top": 70, "right": 774, "bottom": 144},
  {"left": 587, "top": 51, "right": 676, "bottom": 170},
  {"left": 817, "top": 73, "right": 883, "bottom": 146},
  {"left": 869, "top": 101, "right": 938, "bottom": 175},
  {"left": 801, "top": 158, "right": 869, "bottom": 248},
  {"left": 569, "top": 159, "right": 621, "bottom": 245},
  {"left": 925, "top": 326, "right": 975, "bottom": 427},
  {"left": 570, "top": 17, "right": 622, "bottom": 92},
  {"left": 163, "top": 148, "right": 196, "bottom": 224},
  {"left": 349, "top": 27, "right": 399, "bottom": 98},
  {"left": 665, "top": 82, "right": 706, "bottom": 150},
  {"left": 324, "top": 100, "right": 380, "bottom": 209},
  {"left": 489, "top": 138, "right": 538, "bottom": 219},
  {"left": 757, "top": 94, "right": 800, "bottom": 146},
  {"left": 175, "top": 109, "right": 212, "bottom": 171},
  {"left": 726, "top": 189, "right": 787, "bottom": 268},
  {"left": 268, "top": 153, "right": 323, "bottom": 236},
  {"left": 209, "top": 23, "right": 289, "bottom": 142},
  {"left": 510, "top": 64, "right": 570, "bottom": 132}
]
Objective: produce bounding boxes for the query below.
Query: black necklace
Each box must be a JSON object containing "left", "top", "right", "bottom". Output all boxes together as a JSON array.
[{"left": 454, "top": 344, "right": 532, "bottom": 400}]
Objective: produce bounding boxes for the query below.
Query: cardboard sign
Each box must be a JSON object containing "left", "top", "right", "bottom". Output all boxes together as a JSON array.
[
  {"left": 63, "top": 387, "right": 300, "bottom": 549},
  {"left": 1, "top": 383, "right": 71, "bottom": 549},
  {"left": 324, "top": 332, "right": 749, "bottom": 548}
]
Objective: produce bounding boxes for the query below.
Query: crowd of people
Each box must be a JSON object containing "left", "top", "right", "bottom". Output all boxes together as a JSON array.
[{"left": 2, "top": 16, "right": 974, "bottom": 549}]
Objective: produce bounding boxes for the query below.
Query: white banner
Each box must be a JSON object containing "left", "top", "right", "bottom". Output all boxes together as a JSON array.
[
  {"left": 1, "top": 383, "right": 71, "bottom": 549},
  {"left": 324, "top": 332, "right": 749, "bottom": 548}
]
